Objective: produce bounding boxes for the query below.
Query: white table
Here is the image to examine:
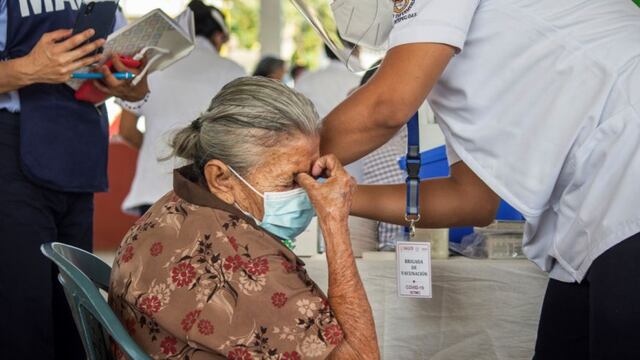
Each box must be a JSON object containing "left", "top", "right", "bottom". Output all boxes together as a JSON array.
[{"left": 303, "top": 254, "right": 548, "bottom": 360}]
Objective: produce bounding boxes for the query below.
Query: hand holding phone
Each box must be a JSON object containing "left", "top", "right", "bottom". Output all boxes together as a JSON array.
[{"left": 19, "top": 29, "right": 105, "bottom": 84}]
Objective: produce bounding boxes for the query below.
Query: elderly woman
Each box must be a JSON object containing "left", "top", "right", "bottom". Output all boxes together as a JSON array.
[{"left": 108, "top": 77, "right": 379, "bottom": 359}]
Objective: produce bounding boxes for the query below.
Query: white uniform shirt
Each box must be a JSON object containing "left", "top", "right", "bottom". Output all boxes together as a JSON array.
[
  {"left": 120, "top": 36, "right": 245, "bottom": 214},
  {"left": 390, "top": 0, "right": 640, "bottom": 282},
  {"left": 295, "top": 60, "right": 365, "bottom": 181}
]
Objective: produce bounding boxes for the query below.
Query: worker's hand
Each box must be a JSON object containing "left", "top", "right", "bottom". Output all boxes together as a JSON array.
[
  {"left": 21, "top": 29, "right": 105, "bottom": 84},
  {"left": 296, "top": 154, "right": 356, "bottom": 226},
  {"left": 92, "top": 54, "right": 149, "bottom": 102}
]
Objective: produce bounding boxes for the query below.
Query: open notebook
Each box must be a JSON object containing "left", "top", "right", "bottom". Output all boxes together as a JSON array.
[{"left": 68, "top": 8, "right": 195, "bottom": 90}]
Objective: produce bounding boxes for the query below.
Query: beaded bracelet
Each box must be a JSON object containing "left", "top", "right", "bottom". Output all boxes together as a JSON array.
[{"left": 120, "top": 91, "right": 150, "bottom": 112}]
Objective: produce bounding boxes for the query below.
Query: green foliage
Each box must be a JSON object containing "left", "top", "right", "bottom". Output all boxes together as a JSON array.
[
  {"left": 284, "top": 0, "right": 333, "bottom": 69},
  {"left": 224, "top": 0, "right": 260, "bottom": 50},
  {"left": 221, "top": 0, "right": 335, "bottom": 69}
]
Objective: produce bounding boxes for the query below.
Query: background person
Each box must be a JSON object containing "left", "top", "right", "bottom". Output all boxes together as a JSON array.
[
  {"left": 0, "top": 1, "right": 146, "bottom": 358},
  {"left": 109, "top": 77, "right": 379, "bottom": 359},
  {"left": 253, "top": 55, "right": 286, "bottom": 81},
  {"left": 118, "top": 0, "right": 245, "bottom": 216}
]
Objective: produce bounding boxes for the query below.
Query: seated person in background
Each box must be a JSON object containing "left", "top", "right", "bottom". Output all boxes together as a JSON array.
[
  {"left": 253, "top": 56, "right": 286, "bottom": 81},
  {"left": 108, "top": 77, "right": 379, "bottom": 359}
]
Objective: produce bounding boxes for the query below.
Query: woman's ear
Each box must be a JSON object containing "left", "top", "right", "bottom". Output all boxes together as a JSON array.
[{"left": 203, "top": 160, "right": 235, "bottom": 204}]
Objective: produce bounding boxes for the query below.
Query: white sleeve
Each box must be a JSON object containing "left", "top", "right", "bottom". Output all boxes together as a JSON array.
[
  {"left": 445, "top": 139, "right": 462, "bottom": 166},
  {"left": 389, "top": 0, "right": 480, "bottom": 52}
]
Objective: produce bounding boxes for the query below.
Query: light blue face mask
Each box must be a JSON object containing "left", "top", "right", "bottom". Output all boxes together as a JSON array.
[{"left": 228, "top": 167, "right": 316, "bottom": 246}]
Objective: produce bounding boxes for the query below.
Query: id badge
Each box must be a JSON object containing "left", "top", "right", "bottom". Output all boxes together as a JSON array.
[{"left": 396, "top": 236, "right": 432, "bottom": 298}]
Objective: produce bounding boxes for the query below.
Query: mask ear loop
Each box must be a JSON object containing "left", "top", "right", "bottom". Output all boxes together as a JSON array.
[
  {"left": 227, "top": 166, "right": 264, "bottom": 198},
  {"left": 226, "top": 166, "right": 263, "bottom": 224}
]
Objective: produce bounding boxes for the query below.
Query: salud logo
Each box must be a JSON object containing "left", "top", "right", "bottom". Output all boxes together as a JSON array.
[{"left": 393, "top": 0, "right": 412, "bottom": 14}]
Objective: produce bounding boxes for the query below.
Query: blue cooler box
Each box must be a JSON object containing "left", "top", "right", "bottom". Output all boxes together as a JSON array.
[{"left": 399, "top": 145, "right": 524, "bottom": 243}]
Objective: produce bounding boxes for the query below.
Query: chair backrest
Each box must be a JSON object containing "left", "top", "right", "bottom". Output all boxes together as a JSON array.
[{"left": 41, "top": 242, "right": 151, "bottom": 360}]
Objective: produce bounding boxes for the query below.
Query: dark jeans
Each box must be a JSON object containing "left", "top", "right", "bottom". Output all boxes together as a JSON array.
[
  {"left": 0, "top": 110, "right": 92, "bottom": 359},
  {"left": 534, "top": 232, "right": 640, "bottom": 360}
]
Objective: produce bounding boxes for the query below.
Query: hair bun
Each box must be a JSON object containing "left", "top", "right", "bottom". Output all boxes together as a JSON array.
[
  {"left": 169, "top": 119, "right": 202, "bottom": 163},
  {"left": 191, "top": 119, "right": 202, "bottom": 131}
]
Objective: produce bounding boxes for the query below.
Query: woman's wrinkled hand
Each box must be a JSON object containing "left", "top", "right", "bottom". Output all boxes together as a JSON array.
[
  {"left": 22, "top": 29, "right": 105, "bottom": 84},
  {"left": 295, "top": 154, "right": 356, "bottom": 225},
  {"left": 92, "top": 54, "right": 149, "bottom": 102}
]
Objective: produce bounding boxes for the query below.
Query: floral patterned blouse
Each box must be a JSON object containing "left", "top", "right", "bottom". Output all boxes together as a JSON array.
[{"left": 109, "top": 166, "right": 343, "bottom": 360}]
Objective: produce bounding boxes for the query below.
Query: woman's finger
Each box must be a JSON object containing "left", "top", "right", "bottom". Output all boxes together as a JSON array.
[
  {"left": 310, "top": 160, "right": 325, "bottom": 177},
  {"left": 311, "top": 156, "right": 332, "bottom": 177},
  {"left": 324, "top": 156, "right": 341, "bottom": 178},
  {"left": 311, "top": 161, "right": 324, "bottom": 177},
  {"left": 295, "top": 173, "right": 317, "bottom": 192},
  {"left": 312, "top": 155, "right": 344, "bottom": 178}
]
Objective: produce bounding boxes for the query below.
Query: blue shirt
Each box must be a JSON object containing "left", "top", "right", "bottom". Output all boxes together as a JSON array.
[{"left": 0, "top": 0, "right": 127, "bottom": 112}]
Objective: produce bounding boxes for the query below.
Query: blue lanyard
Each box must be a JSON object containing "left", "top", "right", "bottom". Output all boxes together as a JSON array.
[{"left": 405, "top": 112, "right": 421, "bottom": 237}]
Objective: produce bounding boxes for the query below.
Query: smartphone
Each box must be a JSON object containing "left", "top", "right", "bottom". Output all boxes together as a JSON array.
[{"left": 72, "top": 0, "right": 120, "bottom": 56}]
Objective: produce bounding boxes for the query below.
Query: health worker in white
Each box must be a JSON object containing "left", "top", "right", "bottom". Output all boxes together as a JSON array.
[
  {"left": 308, "top": 0, "right": 640, "bottom": 358},
  {"left": 118, "top": 0, "right": 245, "bottom": 216}
]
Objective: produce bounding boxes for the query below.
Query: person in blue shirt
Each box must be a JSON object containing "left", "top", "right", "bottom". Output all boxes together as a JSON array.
[{"left": 0, "top": 1, "right": 147, "bottom": 358}]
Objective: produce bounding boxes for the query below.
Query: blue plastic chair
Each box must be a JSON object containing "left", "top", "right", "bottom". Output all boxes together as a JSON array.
[{"left": 41, "top": 242, "right": 151, "bottom": 360}]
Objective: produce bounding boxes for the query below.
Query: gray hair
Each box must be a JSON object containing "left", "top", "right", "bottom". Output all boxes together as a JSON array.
[{"left": 170, "top": 76, "right": 321, "bottom": 175}]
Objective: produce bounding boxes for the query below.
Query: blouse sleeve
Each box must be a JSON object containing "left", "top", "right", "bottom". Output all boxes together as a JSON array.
[{"left": 194, "top": 252, "right": 342, "bottom": 359}]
